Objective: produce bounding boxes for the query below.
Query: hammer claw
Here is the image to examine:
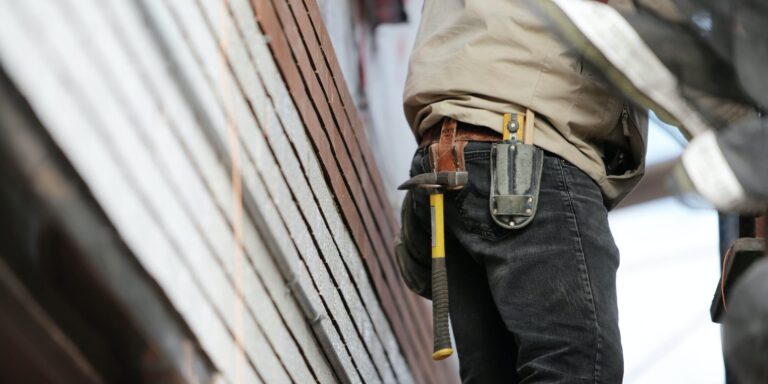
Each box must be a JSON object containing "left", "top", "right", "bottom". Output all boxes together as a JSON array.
[{"left": 398, "top": 171, "right": 469, "bottom": 191}]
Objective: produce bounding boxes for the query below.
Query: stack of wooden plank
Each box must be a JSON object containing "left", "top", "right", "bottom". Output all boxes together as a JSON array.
[{"left": 0, "top": 0, "right": 451, "bottom": 382}]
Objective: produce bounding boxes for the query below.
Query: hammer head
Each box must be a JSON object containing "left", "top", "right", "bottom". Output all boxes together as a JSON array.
[{"left": 397, "top": 171, "right": 469, "bottom": 191}]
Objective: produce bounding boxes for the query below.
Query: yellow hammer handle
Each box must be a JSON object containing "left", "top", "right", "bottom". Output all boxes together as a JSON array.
[
  {"left": 430, "top": 192, "right": 452, "bottom": 360},
  {"left": 431, "top": 193, "right": 445, "bottom": 259}
]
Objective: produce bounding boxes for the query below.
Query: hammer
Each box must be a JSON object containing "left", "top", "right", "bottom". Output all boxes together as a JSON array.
[{"left": 399, "top": 170, "right": 467, "bottom": 360}]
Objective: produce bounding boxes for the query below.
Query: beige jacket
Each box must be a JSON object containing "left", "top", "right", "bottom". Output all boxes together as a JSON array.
[{"left": 403, "top": 0, "right": 648, "bottom": 209}]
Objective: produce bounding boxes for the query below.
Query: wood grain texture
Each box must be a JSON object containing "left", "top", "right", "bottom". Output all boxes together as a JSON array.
[
  {"left": 94, "top": 0, "right": 341, "bottom": 381},
  {"left": 161, "top": 0, "right": 400, "bottom": 378},
  {"left": 0, "top": 5, "right": 261, "bottom": 383},
  {"left": 226, "top": 3, "right": 414, "bottom": 380},
  {"left": 3, "top": 1, "right": 301, "bottom": 382},
  {"left": 252, "top": 0, "right": 449, "bottom": 382},
  {"left": 0, "top": 0, "right": 437, "bottom": 381},
  {"left": 210, "top": 2, "right": 405, "bottom": 382}
]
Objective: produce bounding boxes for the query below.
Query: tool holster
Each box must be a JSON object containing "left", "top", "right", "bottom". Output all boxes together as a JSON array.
[
  {"left": 427, "top": 118, "right": 468, "bottom": 181},
  {"left": 489, "top": 111, "right": 543, "bottom": 229},
  {"left": 396, "top": 115, "right": 542, "bottom": 360}
]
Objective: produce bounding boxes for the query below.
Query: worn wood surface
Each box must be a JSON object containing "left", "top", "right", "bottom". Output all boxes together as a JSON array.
[
  {"left": 0, "top": 0, "right": 441, "bottom": 381},
  {"left": 0, "top": 43, "right": 220, "bottom": 384},
  {"left": 252, "top": 0, "right": 449, "bottom": 382}
]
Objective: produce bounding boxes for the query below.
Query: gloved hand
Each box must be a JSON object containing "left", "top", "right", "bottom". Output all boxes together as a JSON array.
[
  {"left": 671, "top": 118, "right": 768, "bottom": 213},
  {"left": 394, "top": 191, "right": 433, "bottom": 299}
]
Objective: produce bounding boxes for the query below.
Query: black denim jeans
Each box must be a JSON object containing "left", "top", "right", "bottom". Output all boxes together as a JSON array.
[{"left": 407, "top": 141, "right": 623, "bottom": 383}]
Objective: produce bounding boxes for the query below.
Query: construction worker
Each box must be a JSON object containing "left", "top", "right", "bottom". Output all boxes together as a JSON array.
[{"left": 395, "top": 0, "right": 648, "bottom": 382}]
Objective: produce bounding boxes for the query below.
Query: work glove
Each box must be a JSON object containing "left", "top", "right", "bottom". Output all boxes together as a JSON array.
[
  {"left": 671, "top": 118, "right": 768, "bottom": 213},
  {"left": 532, "top": 0, "right": 768, "bottom": 212},
  {"left": 394, "top": 191, "right": 433, "bottom": 299}
]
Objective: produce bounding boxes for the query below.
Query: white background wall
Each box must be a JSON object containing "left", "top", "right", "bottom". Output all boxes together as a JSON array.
[
  {"left": 318, "top": 0, "right": 423, "bottom": 211},
  {"left": 610, "top": 119, "right": 724, "bottom": 384}
]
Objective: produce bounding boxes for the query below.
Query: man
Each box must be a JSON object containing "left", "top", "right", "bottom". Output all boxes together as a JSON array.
[{"left": 396, "top": 1, "right": 648, "bottom": 382}]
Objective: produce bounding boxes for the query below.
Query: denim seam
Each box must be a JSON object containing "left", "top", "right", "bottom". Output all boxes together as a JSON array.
[
  {"left": 463, "top": 150, "right": 490, "bottom": 161},
  {"left": 419, "top": 150, "right": 429, "bottom": 173},
  {"left": 454, "top": 185, "right": 512, "bottom": 241},
  {"left": 557, "top": 160, "right": 603, "bottom": 384}
]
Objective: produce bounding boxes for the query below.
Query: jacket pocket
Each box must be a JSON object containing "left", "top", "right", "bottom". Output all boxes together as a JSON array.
[{"left": 602, "top": 106, "right": 648, "bottom": 208}]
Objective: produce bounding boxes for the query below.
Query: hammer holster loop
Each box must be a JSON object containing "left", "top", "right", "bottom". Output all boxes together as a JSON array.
[{"left": 428, "top": 118, "right": 468, "bottom": 176}]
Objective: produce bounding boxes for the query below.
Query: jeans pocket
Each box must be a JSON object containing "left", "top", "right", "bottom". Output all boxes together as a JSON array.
[
  {"left": 558, "top": 157, "right": 606, "bottom": 208},
  {"left": 455, "top": 148, "right": 514, "bottom": 241},
  {"left": 409, "top": 146, "right": 430, "bottom": 177}
]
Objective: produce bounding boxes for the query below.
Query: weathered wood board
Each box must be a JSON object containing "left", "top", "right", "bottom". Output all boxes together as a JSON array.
[{"left": 0, "top": 0, "right": 442, "bottom": 382}]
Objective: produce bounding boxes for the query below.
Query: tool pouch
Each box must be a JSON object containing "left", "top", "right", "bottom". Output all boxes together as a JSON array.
[{"left": 489, "top": 141, "right": 544, "bottom": 229}]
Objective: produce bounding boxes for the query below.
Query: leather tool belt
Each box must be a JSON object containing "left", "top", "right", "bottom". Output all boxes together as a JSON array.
[
  {"left": 420, "top": 119, "right": 501, "bottom": 183},
  {"left": 419, "top": 114, "right": 543, "bottom": 230},
  {"left": 419, "top": 120, "right": 502, "bottom": 148}
]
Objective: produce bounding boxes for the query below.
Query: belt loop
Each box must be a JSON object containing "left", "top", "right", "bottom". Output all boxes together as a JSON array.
[{"left": 524, "top": 108, "right": 535, "bottom": 145}]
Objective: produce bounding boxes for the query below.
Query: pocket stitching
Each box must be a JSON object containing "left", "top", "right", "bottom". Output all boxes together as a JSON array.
[
  {"left": 455, "top": 178, "right": 514, "bottom": 241},
  {"left": 557, "top": 160, "right": 602, "bottom": 380}
]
